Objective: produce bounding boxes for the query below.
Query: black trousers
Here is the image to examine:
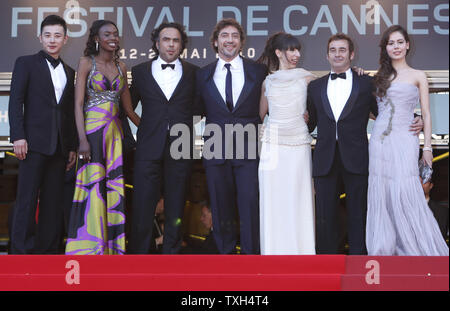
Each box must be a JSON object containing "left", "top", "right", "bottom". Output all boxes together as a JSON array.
[
  {"left": 204, "top": 160, "right": 260, "bottom": 255},
  {"left": 128, "top": 141, "right": 192, "bottom": 254},
  {"left": 10, "top": 149, "right": 66, "bottom": 254},
  {"left": 314, "top": 143, "right": 368, "bottom": 255}
]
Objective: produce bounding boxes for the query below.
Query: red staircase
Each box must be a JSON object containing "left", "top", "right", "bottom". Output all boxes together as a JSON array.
[
  {"left": 0, "top": 255, "right": 447, "bottom": 291},
  {"left": 0, "top": 255, "right": 345, "bottom": 291},
  {"left": 342, "top": 256, "right": 449, "bottom": 291}
]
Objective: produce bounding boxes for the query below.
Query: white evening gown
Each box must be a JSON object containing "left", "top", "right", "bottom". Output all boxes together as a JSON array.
[{"left": 259, "top": 68, "right": 316, "bottom": 255}]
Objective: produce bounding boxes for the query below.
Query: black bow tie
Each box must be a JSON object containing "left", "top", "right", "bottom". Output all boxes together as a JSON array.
[
  {"left": 41, "top": 51, "right": 61, "bottom": 69},
  {"left": 161, "top": 63, "right": 175, "bottom": 70},
  {"left": 331, "top": 72, "right": 346, "bottom": 80}
]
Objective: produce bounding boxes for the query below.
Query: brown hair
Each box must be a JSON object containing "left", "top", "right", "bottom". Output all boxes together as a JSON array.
[
  {"left": 374, "top": 25, "right": 410, "bottom": 99},
  {"left": 210, "top": 18, "right": 245, "bottom": 53},
  {"left": 327, "top": 33, "right": 355, "bottom": 55}
]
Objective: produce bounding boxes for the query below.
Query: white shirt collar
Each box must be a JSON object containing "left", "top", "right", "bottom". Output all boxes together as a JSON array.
[
  {"left": 217, "top": 55, "right": 243, "bottom": 71},
  {"left": 155, "top": 56, "right": 181, "bottom": 68},
  {"left": 45, "top": 59, "right": 63, "bottom": 70},
  {"left": 330, "top": 67, "right": 353, "bottom": 78}
]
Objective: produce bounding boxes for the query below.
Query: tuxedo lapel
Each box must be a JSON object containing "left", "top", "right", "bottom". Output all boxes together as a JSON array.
[
  {"left": 234, "top": 59, "right": 255, "bottom": 112},
  {"left": 58, "top": 61, "right": 71, "bottom": 105},
  {"left": 204, "top": 60, "right": 228, "bottom": 111},
  {"left": 145, "top": 60, "right": 168, "bottom": 101},
  {"left": 338, "top": 71, "right": 360, "bottom": 121},
  {"left": 170, "top": 59, "right": 188, "bottom": 101},
  {"left": 38, "top": 54, "right": 57, "bottom": 103},
  {"left": 320, "top": 74, "right": 335, "bottom": 121}
]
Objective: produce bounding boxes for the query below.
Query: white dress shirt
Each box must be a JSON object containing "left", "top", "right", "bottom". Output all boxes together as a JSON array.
[
  {"left": 213, "top": 56, "right": 245, "bottom": 107},
  {"left": 327, "top": 68, "right": 353, "bottom": 139},
  {"left": 152, "top": 56, "right": 182, "bottom": 101},
  {"left": 46, "top": 60, "right": 67, "bottom": 104}
]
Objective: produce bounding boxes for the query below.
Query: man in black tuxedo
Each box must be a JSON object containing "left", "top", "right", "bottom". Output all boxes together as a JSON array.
[
  {"left": 307, "top": 34, "right": 377, "bottom": 255},
  {"left": 195, "top": 19, "right": 267, "bottom": 254},
  {"left": 8, "top": 15, "right": 77, "bottom": 254},
  {"left": 307, "top": 34, "right": 422, "bottom": 255},
  {"left": 127, "top": 23, "right": 198, "bottom": 254}
]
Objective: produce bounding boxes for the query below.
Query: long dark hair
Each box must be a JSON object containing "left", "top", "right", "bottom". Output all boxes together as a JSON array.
[
  {"left": 257, "top": 32, "right": 301, "bottom": 72},
  {"left": 84, "top": 20, "right": 120, "bottom": 64},
  {"left": 374, "top": 25, "right": 410, "bottom": 99}
]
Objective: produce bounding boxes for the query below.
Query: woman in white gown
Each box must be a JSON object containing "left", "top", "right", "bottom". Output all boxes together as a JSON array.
[{"left": 257, "top": 32, "right": 316, "bottom": 255}]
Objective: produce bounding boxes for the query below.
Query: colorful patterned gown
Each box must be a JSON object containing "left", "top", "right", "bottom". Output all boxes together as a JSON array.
[{"left": 66, "top": 57, "right": 126, "bottom": 255}]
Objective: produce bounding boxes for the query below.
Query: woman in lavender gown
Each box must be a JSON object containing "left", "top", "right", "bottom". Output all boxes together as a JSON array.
[{"left": 366, "top": 25, "right": 448, "bottom": 256}]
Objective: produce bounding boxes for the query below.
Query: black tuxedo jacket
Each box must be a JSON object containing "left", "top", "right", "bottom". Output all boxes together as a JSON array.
[
  {"left": 130, "top": 58, "right": 199, "bottom": 161},
  {"left": 8, "top": 51, "right": 77, "bottom": 156},
  {"left": 307, "top": 71, "right": 378, "bottom": 177},
  {"left": 195, "top": 57, "right": 267, "bottom": 166}
]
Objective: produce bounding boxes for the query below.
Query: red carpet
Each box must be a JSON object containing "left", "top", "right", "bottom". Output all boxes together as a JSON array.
[
  {"left": 0, "top": 255, "right": 447, "bottom": 291},
  {"left": 342, "top": 256, "right": 449, "bottom": 291}
]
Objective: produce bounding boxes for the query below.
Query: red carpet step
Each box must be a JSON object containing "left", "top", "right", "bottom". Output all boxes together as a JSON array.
[
  {"left": 342, "top": 256, "right": 449, "bottom": 291},
  {"left": 0, "top": 255, "right": 447, "bottom": 291},
  {"left": 0, "top": 255, "right": 345, "bottom": 291}
]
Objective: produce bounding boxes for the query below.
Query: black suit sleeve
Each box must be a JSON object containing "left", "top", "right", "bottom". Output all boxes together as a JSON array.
[
  {"left": 121, "top": 67, "right": 138, "bottom": 152},
  {"left": 306, "top": 83, "right": 317, "bottom": 133},
  {"left": 369, "top": 77, "right": 378, "bottom": 117},
  {"left": 129, "top": 66, "right": 141, "bottom": 111},
  {"left": 120, "top": 106, "right": 136, "bottom": 152},
  {"left": 66, "top": 69, "right": 78, "bottom": 152},
  {"left": 8, "top": 56, "right": 29, "bottom": 143},
  {"left": 370, "top": 95, "right": 378, "bottom": 117},
  {"left": 193, "top": 69, "right": 205, "bottom": 118}
]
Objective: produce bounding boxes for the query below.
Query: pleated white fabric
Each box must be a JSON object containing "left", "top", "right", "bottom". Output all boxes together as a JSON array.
[{"left": 259, "top": 68, "right": 316, "bottom": 255}]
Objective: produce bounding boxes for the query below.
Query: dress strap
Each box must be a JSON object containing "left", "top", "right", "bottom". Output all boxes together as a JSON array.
[
  {"left": 86, "top": 55, "right": 97, "bottom": 90},
  {"left": 91, "top": 55, "right": 97, "bottom": 70},
  {"left": 116, "top": 61, "right": 123, "bottom": 77}
]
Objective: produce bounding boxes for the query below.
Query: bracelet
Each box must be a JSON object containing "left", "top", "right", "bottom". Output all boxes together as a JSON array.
[{"left": 423, "top": 147, "right": 433, "bottom": 153}]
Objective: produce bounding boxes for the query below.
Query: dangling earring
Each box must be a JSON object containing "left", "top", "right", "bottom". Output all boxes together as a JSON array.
[{"left": 95, "top": 41, "right": 99, "bottom": 52}]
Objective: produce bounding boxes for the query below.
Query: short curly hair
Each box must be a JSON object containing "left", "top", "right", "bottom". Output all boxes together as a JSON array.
[
  {"left": 210, "top": 18, "right": 245, "bottom": 53},
  {"left": 151, "top": 22, "right": 188, "bottom": 56}
]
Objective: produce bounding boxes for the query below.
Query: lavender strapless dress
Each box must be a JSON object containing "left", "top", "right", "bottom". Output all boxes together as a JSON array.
[{"left": 366, "top": 82, "right": 448, "bottom": 256}]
